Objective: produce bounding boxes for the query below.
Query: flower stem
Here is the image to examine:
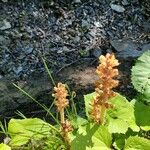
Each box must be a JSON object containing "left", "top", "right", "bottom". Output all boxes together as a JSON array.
[{"left": 60, "top": 109, "right": 65, "bottom": 123}]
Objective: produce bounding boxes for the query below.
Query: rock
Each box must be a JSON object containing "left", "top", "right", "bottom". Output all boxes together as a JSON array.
[
  {"left": 122, "top": 0, "right": 130, "bottom": 6},
  {"left": 0, "top": 20, "right": 11, "bottom": 30},
  {"left": 0, "top": 35, "right": 10, "bottom": 46},
  {"left": 73, "top": 0, "right": 81, "bottom": 3},
  {"left": 0, "top": 76, "right": 52, "bottom": 117},
  {"left": 142, "top": 43, "right": 150, "bottom": 51},
  {"left": 89, "top": 30, "right": 96, "bottom": 38},
  {"left": 82, "top": 20, "right": 90, "bottom": 28},
  {"left": 0, "top": 80, "right": 19, "bottom": 115},
  {"left": 117, "top": 49, "right": 143, "bottom": 59},
  {"left": 24, "top": 46, "right": 33, "bottom": 54},
  {"left": 110, "top": 4, "right": 125, "bottom": 13},
  {"left": 110, "top": 39, "right": 139, "bottom": 52},
  {"left": 94, "top": 22, "right": 103, "bottom": 28},
  {"left": 62, "top": 46, "right": 70, "bottom": 52},
  {"left": 140, "top": 0, "right": 150, "bottom": 14},
  {"left": 73, "top": 36, "right": 80, "bottom": 43},
  {"left": 1, "top": 0, "right": 8, "bottom": 2},
  {"left": 13, "top": 66, "right": 23, "bottom": 75},
  {"left": 143, "top": 22, "right": 150, "bottom": 33},
  {"left": 0, "top": 60, "right": 97, "bottom": 118},
  {"left": 111, "top": 38, "right": 143, "bottom": 59},
  {"left": 0, "top": 75, "right": 3, "bottom": 79},
  {"left": 92, "top": 48, "right": 102, "bottom": 58}
]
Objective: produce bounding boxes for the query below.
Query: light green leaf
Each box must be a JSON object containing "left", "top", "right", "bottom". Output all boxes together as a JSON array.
[
  {"left": 131, "top": 50, "right": 150, "bottom": 102},
  {"left": 108, "top": 118, "right": 129, "bottom": 133},
  {"left": 84, "top": 92, "right": 96, "bottom": 119},
  {"left": 71, "top": 116, "right": 88, "bottom": 129},
  {"left": 107, "top": 94, "right": 139, "bottom": 133},
  {"left": 8, "top": 118, "right": 51, "bottom": 146},
  {"left": 0, "top": 143, "right": 11, "bottom": 150},
  {"left": 71, "top": 123, "right": 112, "bottom": 150},
  {"left": 130, "top": 99, "right": 150, "bottom": 131},
  {"left": 124, "top": 136, "right": 150, "bottom": 150}
]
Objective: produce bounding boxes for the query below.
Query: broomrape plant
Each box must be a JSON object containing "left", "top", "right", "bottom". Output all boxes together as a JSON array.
[
  {"left": 52, "top": 83, "right": 73, "bottom": 145},
  {"left": 0, "top": 52, "right": 150, "bottom": 150},
  {"left": 91, "top": 53, "right": 119, "bottom": 124}
]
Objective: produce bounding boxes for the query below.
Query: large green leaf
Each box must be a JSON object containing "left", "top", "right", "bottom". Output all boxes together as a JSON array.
[
  {"left": 107, "top": 94, "right": 139, "bottom": 133},
  {"left": 130, "top": 99, "right": 150, "bottom": 131},
  {"left": 0, "top": 143, "right": 11, "bottom": 150},
  {"left": 71, "top": 123, "right": 112, "bottom": 150},
  {"left": 131, "top": 50, "right": 150, "bottom": 102},
  {"left": 124, "top": 136, "right": 150, "bottom": 150},
  {"left": 8, "top": 118, "right": 52, "bottom": 146}
]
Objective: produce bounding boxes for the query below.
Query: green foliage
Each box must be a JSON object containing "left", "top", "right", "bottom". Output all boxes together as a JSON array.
[
  {"left": 130, "top": 99, "right": 150, "bottom": 131},
  {"left": 71, "top": 123, "right": 112, "bottom": 150},
  {"left": 83, "top": 91, "right": 150, "bottom": 149},
  {"left": 113, "top": 134, "right": 126, "bottom": 150},
  {"left": 0, "top": 143, "right": 11, "bottom": 150},
  {"left": 84, "top": 92, "right": 95, "bottom": 120},
  {"left": 124, "top": 136, "right": 150, "bottom": 150},
  {"left": 107, "top": 94, "right": 139, "bottom": 133},
  {"left": 8, "top": 118, "right": 57, "bottom": 146},
  {"left": 131, "top": 50, "right": 150, "bottom": 102}
]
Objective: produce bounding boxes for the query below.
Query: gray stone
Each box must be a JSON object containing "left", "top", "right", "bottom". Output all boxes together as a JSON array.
[
  {"left": 92, "top": 48, "right": 102, "bottom": 58},
  {"left": 0, "top": 20, "right": 11, "bottom": 30},
  {"left": 0, "top": 61, "right": 97, "bottom": 117},
  {"left": 0, "top": 77, "right": 52, "bottom": 117},
  {"left": 13, "top": 66, "right": 23, "bottom": 75},
  {"left": 82, "top": 20, "right": 90, "bottom": 28},
  {"left": 111, "top": 38, "right": 143, "bottom": 59},
  {"left": 74, "top": 0, "right": 81, "bottom": 3},
  {"left": 142, "top": 43, "right": 150, "bottom": 51},
  {"left": 0, "top": 75, "right": 3, "bottom": 79},
  {"left": 117, "top": 49, "right": 143, "bottom": 59},
  {"left": 62, "top": 46, "right": 70, "bottom": 52},
  {"left": 122, "top": 0, "right": 129, "bottom": 6},
  {"left": 110, "top": 4, "right": 125, "bottom": 13},
  {"left": 89, "top": 30, "right": 96, "bottom": 38},
  {"left": 74, "top": 36, "right": 80, "bottom": 43},
  {"left": 0, "top": 35, "right": 11, "bottom": 46},
  {"left": 25, "top": 46, "right": 33, "bottom": 54},
  {"left": 110, "top": 39, "right": 139, "bottom": 52},
  {"left": 94, "top": 22, "right": 103, "bottom": 28},
  {"left": 143, "top": 22, "right": 150, "bottom": 33},
  {"left": 1, "top": 0, "right": 8, "bottom": 2}
]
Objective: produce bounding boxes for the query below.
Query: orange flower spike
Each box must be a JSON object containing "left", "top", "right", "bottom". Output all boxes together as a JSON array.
[
  {"left": 91, "top": 53, "right": 120, "bottom": 124},
  {"left": 91, "top": 98, "right": 101, "bottom": 123},
  {"left": 61, "top": 120, "right": 73, "bottom": 134},
  {"left": 53, "top": 83, "right": 69, "bottom": 112},
  {"left": 61, "top": 120, "right": 73, "bottom": 145}
]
